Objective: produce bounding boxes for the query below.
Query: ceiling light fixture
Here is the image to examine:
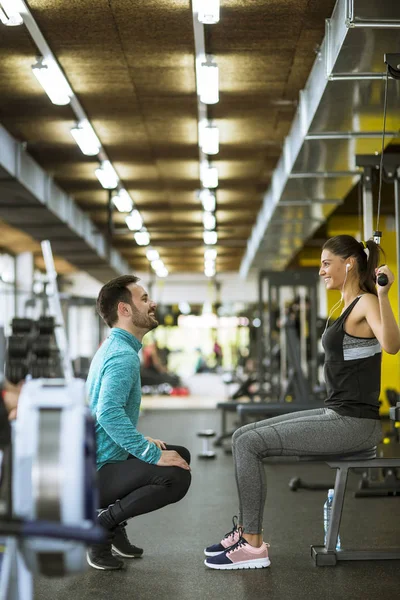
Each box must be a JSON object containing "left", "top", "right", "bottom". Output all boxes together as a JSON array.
[
  {"left": 146, "top": 248, "right": 160, "bottom": 262},
  {"left": 70, "top": 120, "right": 101, "bottom": 156},
  {"left": 151, "top": 259, "right": 164, "bottom": 271},
  {"left": 95, "top": 160, "right": 119, "bottom": 190},
  {"left": 199, "top": 121, "right": 219, "bottom": 155},
  {"left": 198, "top": 56, "right": 219, "bottom": 104},
  {"left": 31, "top": 57, "right": 73, "bottom": 106},
  {"left": 204, "top": 248, "right": 217, "bottom": 261},
  {"left": 125, "top": 210, "right": 143, "bottom": 232},
  {"left": 156, "top": 266, "right": 169, "bottom": 278},
  {"left": 199, "top": 189, "right": 216, "bottom": 212},
  {"left": 134, "top": 229, "right": 150, "bottom": 246},
  {"left": 203, "top": 211, "right": 216, "bottom": 231},
  {"left": 197, "top": 0, "right": 220, "bottom": 24},
  {"left": 200, "top": 162, "right": 218, "bottom": 188},
  {"left": 0, "top": 0, "right": 23, "bottom": 25},
  {"left": 204, "top": 259, "right": 215, "bottom": 270},
  {"left": 203, "top": 231, "right": 218, "bottom": 245},
  {"left": 112, "top": 189, "right": 133, "bottom": 213},
  {"left": 204, "top": 265, "right": 216, "bottom": 278}
]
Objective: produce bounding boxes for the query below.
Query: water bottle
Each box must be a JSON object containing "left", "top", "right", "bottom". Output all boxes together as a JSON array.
[{"left": 323, "top": 488, "right": 341, "bottom": 551}]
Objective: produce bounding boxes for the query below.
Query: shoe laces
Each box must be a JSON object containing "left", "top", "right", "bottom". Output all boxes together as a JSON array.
[
  {"left": 226, "top": 527, "right": 247, "bottom": 554},
  {"left": 223, "top": 515, "right": 238, "bottom": 541},
  {"left": 116, "top": 521, "right": 129, "bottom": 542}
]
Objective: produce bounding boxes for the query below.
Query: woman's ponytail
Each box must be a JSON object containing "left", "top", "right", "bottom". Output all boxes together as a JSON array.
[{"left": 359, "top": 239, "right": 384, "bottom": 295}]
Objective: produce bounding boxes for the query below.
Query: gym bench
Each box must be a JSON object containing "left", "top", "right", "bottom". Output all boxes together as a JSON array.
[{"left": 298, "top": 447, "right": 400, "bottom": 565}]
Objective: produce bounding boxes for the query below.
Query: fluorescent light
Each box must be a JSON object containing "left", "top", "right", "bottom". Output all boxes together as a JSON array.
[
  {"left": 156, "top": 267, "right": 168, "bottom": 278},
  {"left": 198, "top": 58, "right": 219, "bottom": 104},
  {"left": 151, "top": 259, "right": 164, "bottom": 271},
  {"left": 125, "top": 210, "right": 143, "bottom": 231},
  {"left": 199, "top": 122, "right": 219, "bottom": 155},
  {"left": 31, "top": 58, "right": 72, "bottom": 106},
  {"left": 146, "top": 248, "right": 160, "bottom": 262},
  {"left": 197, "top": 0, "right": 220, "bottom": 24},
  {"left": 204, "top": 266, "right": 216, "bottom": 277},
  {"left": 204, "top": 259, "right": 215, "bottom": 270},
  {"left": 203, "top": 211, "right": 216, "bottom": 230},
  {"left": 95, "top": 160, "right": 119, "bottom": 189},
  {"left": 134, "top": 230, "right": 150, "bottom": 246},
  {"left": 204, "top": 248, "right": 217, "bottom": 260},
  {"left": 200, "top": 162, "right": 218, "bottom": 188},
  {"left": 112, "top": 189, "right": 133, "bottom": 213},
  {"left": 199, "top": 189, "right": 216, "bottom": 212},
  {"left": 71, "top": 121, "right": 101, "bottom": 156},
  {"left": 203, "top": 231, "right": 218, "bottom": 245},
  {"left": 0, "top": 1, "right": 23, "bottom": 26}
]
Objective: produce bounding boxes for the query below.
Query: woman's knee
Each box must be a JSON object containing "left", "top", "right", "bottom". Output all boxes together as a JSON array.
[
  {"left": 232, "top": 426, "right": 245, "bottom": 446},
  {"left": 232, "top": 425, "right": 253, "bottom": 449}
]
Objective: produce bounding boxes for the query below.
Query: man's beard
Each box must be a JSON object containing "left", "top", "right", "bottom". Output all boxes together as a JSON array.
[{"left": 131, "top": 304, "right": 158, "bottom": 331}]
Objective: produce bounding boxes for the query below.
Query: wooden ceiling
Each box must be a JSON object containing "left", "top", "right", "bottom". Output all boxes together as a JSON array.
[{"left": 0, "top": 0, "right": 337, "bottom": 274}]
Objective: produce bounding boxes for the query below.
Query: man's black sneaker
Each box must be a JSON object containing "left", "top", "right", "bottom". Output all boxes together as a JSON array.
[
  {"left": 87, "top": 544, "right": 124, "bottom": 570},
  {"left": 112, "top": 521, "right": 143, "bottom": 558}
]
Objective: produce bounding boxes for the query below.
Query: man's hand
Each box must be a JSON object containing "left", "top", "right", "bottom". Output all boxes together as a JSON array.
[
  {"left": 146, "top": 436, "right": 167, "bottom": 450},
  {"left": 157, "top": 450, "right": 190, "bottom": 470}
]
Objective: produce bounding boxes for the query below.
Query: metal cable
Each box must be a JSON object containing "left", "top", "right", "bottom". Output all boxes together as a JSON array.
[
  {"left": 376, "top": 64, "right": 390, "bottom": 232},
  {"left": 357, "top": 179, "right": 362, "bottom": 236}
]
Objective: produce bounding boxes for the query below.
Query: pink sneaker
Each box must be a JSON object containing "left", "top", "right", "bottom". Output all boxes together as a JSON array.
[
  {"left": 204, "top": 532, "right": 270, "bottom": 570},
  {"left": 204, "top": 516, "right": 240, "bottom": 557}
]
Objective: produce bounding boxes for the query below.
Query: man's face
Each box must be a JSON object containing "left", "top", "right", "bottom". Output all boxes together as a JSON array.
[{"left": 128, "top": 284, "right": 158, "bottom": 332}]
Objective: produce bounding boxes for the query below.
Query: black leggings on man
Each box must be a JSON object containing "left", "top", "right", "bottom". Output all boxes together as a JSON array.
[{"left": 97, "top": 445, "right": 191, "bottom": 525}]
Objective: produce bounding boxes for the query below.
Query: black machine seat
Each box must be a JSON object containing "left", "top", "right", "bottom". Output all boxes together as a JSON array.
[{"left": 298, "top": 446, "right": 377, "bottom": 463}]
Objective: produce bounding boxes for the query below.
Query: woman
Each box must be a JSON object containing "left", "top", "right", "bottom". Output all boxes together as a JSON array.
[{"left": 204, "top": 235, "right": 400, "bottom": 570}]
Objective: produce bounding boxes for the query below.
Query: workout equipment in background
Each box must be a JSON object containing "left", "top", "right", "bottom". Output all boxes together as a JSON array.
[
  {"left": 257, "top": 270, "right": 320, "bottom": 401},
  {"left": 0, "top": 241, "right": 103, "bottom": 600},
  {"left": 0, "top": 379, "right": 104, "bottom": 600},
  {"left": 4, "top": 240, "right": 73, "bottom": 386},
  {"left": 197, "top": 430, "right": 216, "bottom": 459},
  {"left": 214, "top": 271, "right": 323, "bottom": 451},
  {"left": 356, "top": 52, "right": 400, "bottom": 322},
  {"left": 5, "top": 317, "right": 63, "bottom": 384}
]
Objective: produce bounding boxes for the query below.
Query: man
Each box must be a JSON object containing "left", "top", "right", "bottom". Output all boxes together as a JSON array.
[{"left": 86, "top": 275, "right": 191, "bottom": 570}]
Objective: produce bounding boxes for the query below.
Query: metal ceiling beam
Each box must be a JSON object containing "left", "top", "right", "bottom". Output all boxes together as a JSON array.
[
  {"left": 0, "top": 123, "right": 130, "bottom": 281},
  {"left": 240, "top": 0, "right": 400, "bottom": 277}
]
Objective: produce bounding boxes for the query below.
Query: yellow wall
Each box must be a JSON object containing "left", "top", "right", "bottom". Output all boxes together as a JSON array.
[{"left": 325, "top": 216, "right": 400, "bottom": 414}]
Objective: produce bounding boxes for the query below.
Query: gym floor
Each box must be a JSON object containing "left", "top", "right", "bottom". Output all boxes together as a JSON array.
[{"left": 35, "top": 409, "right": 400, "bottom": 600}]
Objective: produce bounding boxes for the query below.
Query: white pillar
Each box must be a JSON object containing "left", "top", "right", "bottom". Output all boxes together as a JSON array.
[{"left": 15, "top": 252, "right": 34, "bottom": 318}]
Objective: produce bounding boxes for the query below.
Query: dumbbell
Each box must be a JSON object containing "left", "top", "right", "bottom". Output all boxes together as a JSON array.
[
  {"left": 11, "top": 318, "right": 35, "bottom": 335},
  {"left": 37, "top": 316, "right": 55, "bottom": 335},
  {"left": 377, "top": 273, "right": 388, "bottom": 286},
  {"left": 197, "top": 430, "right": 217, "bottom": 459}
]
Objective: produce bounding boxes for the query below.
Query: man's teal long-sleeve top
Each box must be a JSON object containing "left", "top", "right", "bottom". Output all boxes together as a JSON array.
[{"left": 87, "top": 327, "right": 162, "bottom": 470}]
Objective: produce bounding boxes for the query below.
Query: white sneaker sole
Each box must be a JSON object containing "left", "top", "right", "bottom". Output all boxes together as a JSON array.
[
  {"left": 204, "top": 557, "right": 271, "bottom": 570},
  {"left": 86, "top": 552, "right": 123, "bottom": 571},
  {"left": 112, "top": 545, "right": 143, "bottom": 558}
]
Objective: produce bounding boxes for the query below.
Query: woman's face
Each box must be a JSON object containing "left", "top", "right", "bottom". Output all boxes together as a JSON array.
[{"left": 319, "top": 249, "right": 347, "bottom": 291}]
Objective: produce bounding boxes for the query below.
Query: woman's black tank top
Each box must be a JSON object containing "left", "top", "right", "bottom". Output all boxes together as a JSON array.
[{"left": 322, "top": 296, "right": 381, "bottom": 419}]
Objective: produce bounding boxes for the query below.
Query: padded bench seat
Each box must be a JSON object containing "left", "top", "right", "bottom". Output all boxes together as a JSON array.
[{"left": 297, "top": 446, "right": 400, "bottom": 565}]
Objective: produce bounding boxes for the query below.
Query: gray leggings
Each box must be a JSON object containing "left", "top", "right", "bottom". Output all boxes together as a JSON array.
[{"left": 232, "top": 408, "right": 383, "bottom": 534}]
